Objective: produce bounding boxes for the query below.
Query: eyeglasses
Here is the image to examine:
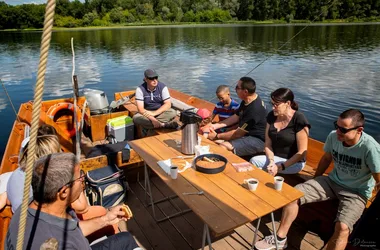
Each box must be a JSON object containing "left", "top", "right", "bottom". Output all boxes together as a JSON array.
[
  {"left": 147, "top": 76, "right": 158, "bottom": 81},
  {"left": 334, "top": 121, "right": 361, "bottom": 134},
  {"left": 270, "top": 101, "right": 283, "bottom": 108},
  {"left": 58, "top": 170, "right": 85, "bottom": 191}
]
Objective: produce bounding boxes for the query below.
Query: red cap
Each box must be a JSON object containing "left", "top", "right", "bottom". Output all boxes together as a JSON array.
[{"left": 196, "top": 108, "right": 211, "bottom": 119}]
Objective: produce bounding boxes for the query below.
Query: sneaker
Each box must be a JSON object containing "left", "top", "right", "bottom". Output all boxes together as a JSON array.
[
  {"left": 163, "top": 121, "right": 179, "bottom": 129},
  {"left": 255, "top": 235, "right": 287, "bottom": 250}
]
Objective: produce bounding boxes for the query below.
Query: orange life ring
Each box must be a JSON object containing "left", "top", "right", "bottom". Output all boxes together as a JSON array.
[{"left": 46, "top": 102, "right": 82, "bottom": 137}]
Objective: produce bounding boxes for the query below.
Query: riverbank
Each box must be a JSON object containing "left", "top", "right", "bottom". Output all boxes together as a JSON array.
[{"left": 1, "top": 19, "right": 380, "bottom": 32}]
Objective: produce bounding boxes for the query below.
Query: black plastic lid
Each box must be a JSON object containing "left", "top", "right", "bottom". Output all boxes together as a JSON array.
[{"left": 180, "top": 109, "right": 202, "bottom": 124}]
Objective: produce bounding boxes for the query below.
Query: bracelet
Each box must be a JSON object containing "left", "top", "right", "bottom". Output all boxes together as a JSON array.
[
  {"left": 215, "top": 133, "right": 218, "bottom": 140},
  {"left": 280, "top": 163, "right": 286, "bottom": 171}
]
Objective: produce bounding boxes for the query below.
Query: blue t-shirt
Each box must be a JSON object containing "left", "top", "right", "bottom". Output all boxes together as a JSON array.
[
  {"left": 212, "top": 99, "right": 240, "bottom": 121},
  {"left": 325, "top": 131, "right": 380, "bottom": 199}
]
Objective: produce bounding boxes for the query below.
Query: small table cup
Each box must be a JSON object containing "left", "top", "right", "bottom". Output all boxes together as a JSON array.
[
  {"left": 244, "top": 178, "right": 259, "bottom": 191},
  {"left": 274, "top": 176, "right": 284, "bottom": 191},
  {"left": 170, "top": 166, "right": 178, "bottom": 179}
]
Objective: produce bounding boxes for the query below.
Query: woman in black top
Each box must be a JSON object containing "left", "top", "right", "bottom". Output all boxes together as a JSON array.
[{"left": 250, "top": 88, "right": 310, "bottom": 176}]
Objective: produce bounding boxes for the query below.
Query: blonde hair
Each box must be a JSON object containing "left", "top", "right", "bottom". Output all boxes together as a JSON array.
[{"left": 19, "top": 134, "right": 61, "bottom": 171}]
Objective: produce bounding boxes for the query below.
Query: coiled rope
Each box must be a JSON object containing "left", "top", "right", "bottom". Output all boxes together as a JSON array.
[{"left": 16, "top": 1, "right": 56, "bottom": 250}]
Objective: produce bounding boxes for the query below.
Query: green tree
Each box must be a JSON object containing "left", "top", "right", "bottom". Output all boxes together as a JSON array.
[
  {"left": 118, "top": 0, "right": 136, "bottom": 9},
  {"left": 123, "top": 9, "right": 136, "bottom": 22},
  {"left": 182, "top": 10, "right": 196, "bottom": 21},
  {"left": 237, "top": 0, "right": 254, "bottom": 20},
  {"left": 82, "top": 11, "right": 99, "bottom": 25},
  {"left": 110, "top": 7, "right": 125, "bottom": 23},
  {"left": 221, "top": 0, "right": 240, "bottom": 18},
  {"left": 136, "top": 3, "right": 155, "bottom": 21}
]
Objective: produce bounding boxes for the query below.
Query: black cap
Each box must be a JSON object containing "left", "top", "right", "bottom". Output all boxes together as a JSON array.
[{"left": 144, "top": 69, "right": 158, "bottom": 78}]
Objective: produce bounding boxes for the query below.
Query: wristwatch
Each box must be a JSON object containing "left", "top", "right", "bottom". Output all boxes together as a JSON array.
[{"left": 280, "top": 163, "right": 286, "bottom": 171}]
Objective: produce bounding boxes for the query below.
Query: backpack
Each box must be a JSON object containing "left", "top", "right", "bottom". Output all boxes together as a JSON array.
[{"left": 85, "top": 164, "right": 128, "bottom": 208}]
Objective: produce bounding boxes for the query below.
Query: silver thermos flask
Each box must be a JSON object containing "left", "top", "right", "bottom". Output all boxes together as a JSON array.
[{"left": 180, "top": 109, "right": 203, "bottom": 155}]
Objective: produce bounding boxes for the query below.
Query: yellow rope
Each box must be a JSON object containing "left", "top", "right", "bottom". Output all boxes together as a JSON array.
[{"left": 16, "top": 1, "right": 56, "bottom": 249}]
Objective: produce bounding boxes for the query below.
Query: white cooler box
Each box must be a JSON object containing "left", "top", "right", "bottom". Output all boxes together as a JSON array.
[{"left": 107, "top": 115, "right": 134, "bottom": 142}]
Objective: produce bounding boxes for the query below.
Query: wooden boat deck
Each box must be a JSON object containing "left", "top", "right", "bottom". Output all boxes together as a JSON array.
[{"left": 122, "top": 170, "right": 325, "bottom": 250}]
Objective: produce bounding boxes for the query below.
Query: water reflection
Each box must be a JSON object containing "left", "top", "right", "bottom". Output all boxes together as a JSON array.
[{"left": 0, "top": 24, "right": 379, "bottom": 156}]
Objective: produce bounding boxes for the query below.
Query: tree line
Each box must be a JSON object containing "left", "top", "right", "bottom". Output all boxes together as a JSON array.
[{"left": 0, "top": 0, "right": 379, "bottom": 29}]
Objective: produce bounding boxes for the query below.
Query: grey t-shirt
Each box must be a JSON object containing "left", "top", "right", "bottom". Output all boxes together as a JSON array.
[
  {"left": 6, "top": 167, "right": 33, "bottom": 213},
  {"left": 5, "top": 207, "right": 91, "bottom": 250}
]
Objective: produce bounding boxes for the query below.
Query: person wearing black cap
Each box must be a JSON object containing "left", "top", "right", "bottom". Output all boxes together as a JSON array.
[{"left": 133, "top": 69, "right": 177, "bottom": 133}]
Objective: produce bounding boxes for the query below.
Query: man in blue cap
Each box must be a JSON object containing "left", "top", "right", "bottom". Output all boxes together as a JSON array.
[{"left": 133, "top": 69, "right": 177, "bottom": 134}]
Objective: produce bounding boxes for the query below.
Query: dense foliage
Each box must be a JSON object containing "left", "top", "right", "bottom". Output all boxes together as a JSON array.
[{"left": 0, "top": 0, "right": 379, "bottom": 29}]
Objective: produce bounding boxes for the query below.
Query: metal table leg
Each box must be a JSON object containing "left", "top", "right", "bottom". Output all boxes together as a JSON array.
[
  {"left": 139, "top": 161, "right": 191, "bottom": 223},
  {"left": 251, "top": 217, "right": 261, "bottom": 249},
  {"left": 201, "top": 224, "right": 212, "bottom": 250},
  {"left": 270, "top": 212, "right": 279, "bottom": 250}
]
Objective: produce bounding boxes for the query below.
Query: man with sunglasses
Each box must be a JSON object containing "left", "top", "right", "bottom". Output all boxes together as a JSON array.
[
  {"left": 255, "top": 109, "right": 380, "bottom": 250},
  {"left": 6, "top": 153, "right": 139, "bottom": 250},
  {"left": 133, "top": 69, "right": 177, "bottom": 133}
]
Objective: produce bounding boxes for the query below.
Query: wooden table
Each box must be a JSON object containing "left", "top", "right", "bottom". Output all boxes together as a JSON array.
[{"left": 128, "top": 131, "right": 304, "bottom": 249}]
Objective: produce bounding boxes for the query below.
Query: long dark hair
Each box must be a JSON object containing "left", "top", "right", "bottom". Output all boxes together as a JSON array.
[{"left": 271, "top": 88, "right": 299, "bottom": 111}]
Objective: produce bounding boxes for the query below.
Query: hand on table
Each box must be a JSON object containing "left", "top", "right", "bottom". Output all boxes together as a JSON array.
[
  {"left": 208, "top": 128, "right": 217, "bottom": 140},
  {"left": 267, "top": 162, "right": 279, "bottom": 176}
]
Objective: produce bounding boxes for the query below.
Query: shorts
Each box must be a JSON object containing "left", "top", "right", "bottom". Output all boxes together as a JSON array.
[
  {"left": 230, "top": 136, "right": 264, "bottom": 156},
  {"left": 296, "top": 176, "right": 366, "bottom": 232}
]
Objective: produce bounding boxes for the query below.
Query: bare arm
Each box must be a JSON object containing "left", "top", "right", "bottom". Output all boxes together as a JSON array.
[
  {"left": 372, "top": 173, "right": 380, "bottom": 192},
  {"left": 212, "top": 114, "right": 239, "bottom": 130},
  {"left": 78, "top": 205, "right": 127, "bottom": 236},
  {"left": 314, "top": 152, "right": 333, "bottom": 177},
  {"left": 71, "top": 191, "right": 89, "bottom": 214},
  {"left": 281, "top": 127, "right": 309, "bottom": 168},
  {"left": 151, "top": 99, "right": 171, "bottom": 116},
  {"left": 264, "top": 123, "right": 275, "bottom": 164},
  {"left": 136, "top": 100, "right": 162, "bottom": 128},
  {"left": 136, "top": 100, "right": 146, "bottom": 114}
]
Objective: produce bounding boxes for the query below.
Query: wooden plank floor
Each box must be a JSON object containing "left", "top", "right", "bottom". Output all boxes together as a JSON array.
[{"left": 121, "top": 171, "right": 325, "bottom": 250}]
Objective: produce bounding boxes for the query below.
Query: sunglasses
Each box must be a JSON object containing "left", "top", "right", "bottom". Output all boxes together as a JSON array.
[
  {"left": 147, "top": 76, "right": 158, "bottom": 80},
  {"left": 58, "top": 170, "right": 85, "bottom": 191},
  {"left": 235, "top": 85, "right": 242, "bottom": 90},
  {"left": 334, "top": 121, "right": 361, "bottom": 134}
]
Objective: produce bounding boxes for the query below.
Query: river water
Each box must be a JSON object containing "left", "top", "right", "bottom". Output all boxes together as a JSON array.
[{"left": 1, "top": 24, "right": 379, "bottom": 157}]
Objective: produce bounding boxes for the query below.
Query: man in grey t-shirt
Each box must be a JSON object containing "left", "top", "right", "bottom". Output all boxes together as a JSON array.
[{"left": 5, "top": 153, "right": 138, "bottom": 250}]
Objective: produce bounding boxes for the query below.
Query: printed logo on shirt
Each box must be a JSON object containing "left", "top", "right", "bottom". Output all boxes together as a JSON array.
[{"left": 332, "top": 149, "right": 362, "bottom": 177}]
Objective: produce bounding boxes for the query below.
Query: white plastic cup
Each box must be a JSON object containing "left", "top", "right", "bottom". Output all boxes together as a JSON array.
[
  {"left": 244, "top": 178, "right": 259, "bottom": 191},
  {"left": 170, "top": 166, "right": 178, "bottom": 179},
  {"left": 274, "top": 176, "right": 284, "bottom": 191}
]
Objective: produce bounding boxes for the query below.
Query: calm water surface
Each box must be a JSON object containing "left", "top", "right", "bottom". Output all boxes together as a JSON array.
[{"left": 1, "top": 24, "right": 380, "bottom": 157}]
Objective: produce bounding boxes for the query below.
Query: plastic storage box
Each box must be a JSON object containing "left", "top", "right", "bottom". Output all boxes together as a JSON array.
[{"left": 107, "top": 116, "right": 134, "bottom": 142}]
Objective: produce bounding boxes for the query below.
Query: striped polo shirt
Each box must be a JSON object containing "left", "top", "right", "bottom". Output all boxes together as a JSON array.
[{"left": 212, "top": 99, "right": 240, "bottom": 121}]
